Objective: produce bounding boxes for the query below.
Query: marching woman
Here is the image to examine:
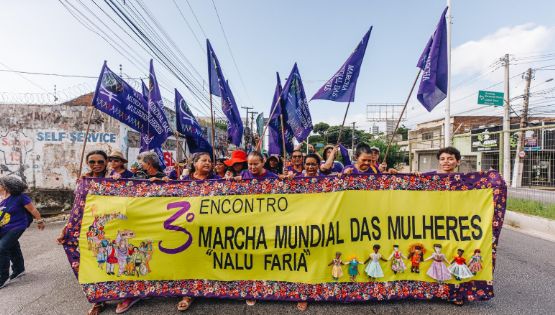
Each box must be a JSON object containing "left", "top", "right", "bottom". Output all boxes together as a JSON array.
[
  {"left": 56, "top": 150, "right": 109, "bottom": 315},
  {"left": 319, "top": 145, "right": 344, "bottom": 175},
  {"left": 107, "top": 150, "right": 134, "bottom": 179},
  {"left": 177, "top": 152, "right": 218, "bottom": 311},
  {"left": 285, "top": 150, "right": 305, "bottom": 177},
  {"left": 239, "top": 151, "right": 278, "bottom": 180},
  {"left": 343, "top": 143, "right": 397, "bottom": 175},
  {"left": 0, "top": 176, "right": 45, "bottom": 289},
  {"left": 224, "top": 149, "right": 248, "bottom": 179},
  {"left": 214, "top": 158, "right": 227, "bottom": 178}
]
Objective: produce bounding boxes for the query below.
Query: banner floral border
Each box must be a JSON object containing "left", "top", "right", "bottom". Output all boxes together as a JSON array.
[{"left": 63, "top": 171, "right": 506, "bottom": 303}]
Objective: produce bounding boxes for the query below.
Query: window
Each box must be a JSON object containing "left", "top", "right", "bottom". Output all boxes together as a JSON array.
[{"left": 422, "top": 132, "right": 433, "bottom": 140}]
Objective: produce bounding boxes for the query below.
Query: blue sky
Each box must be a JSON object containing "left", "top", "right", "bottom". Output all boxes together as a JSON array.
[{"left": 1, "top": 0, "right": 555, "bottom": 131}]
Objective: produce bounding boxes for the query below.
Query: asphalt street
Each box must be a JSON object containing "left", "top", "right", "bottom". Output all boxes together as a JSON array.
[{"left": 1, "top": 222, "right": 554, "bottom": 315}]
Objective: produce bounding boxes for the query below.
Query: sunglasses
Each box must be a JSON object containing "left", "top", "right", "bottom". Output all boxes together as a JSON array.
[
  {"left": 88, "top": 160, "right": 106, "bottom": 165},
  {"left": 292, "top": 155, "right": 303, "bottom": 158},
  {"left": 108, "top": 158, "right": 122, "bottom": 162}
]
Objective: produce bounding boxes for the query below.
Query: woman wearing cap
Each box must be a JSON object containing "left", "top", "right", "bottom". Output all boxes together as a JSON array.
[
  {"left": 224, "top": 149, "right": 248, "bottom": 179},
  {"left": 107, "top": 150, "right": 134, "bottom": 179},
  {"left": 320, "top": 145, "right": 344, "bottom": 175}
]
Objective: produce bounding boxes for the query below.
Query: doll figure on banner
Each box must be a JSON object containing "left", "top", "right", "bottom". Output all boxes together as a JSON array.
[
  {"left": 424, "top": 244, "right": 452, "bottom": 282},
  {"left": 345, "top": 255, "right": 365, "bottom": 281},
  {"left": 408, "top": 243, "right": 425, "bottom": 273},
  {"left": 448, "top": 249, "right": 474, "bottom": 281},
  {"left": 388, "top": 244, "right": 407, "bottom": 274},
  {"left": 468, "top": 249, "right": 483, "bottom": 275},
  {"left": 364, "top": 244, "right": 387, "bottom": 279},
  {"left": 328, "top": 252, "right": 344, "bottom": 281}
]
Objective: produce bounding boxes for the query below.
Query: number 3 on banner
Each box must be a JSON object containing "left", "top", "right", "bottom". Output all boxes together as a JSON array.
[{"left": 158, "top": 201, "right": 195, "bottom": 254}]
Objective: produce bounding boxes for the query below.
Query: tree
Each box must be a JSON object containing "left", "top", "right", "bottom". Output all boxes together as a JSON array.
[
  {"left": 313, "top": 122, "right": 330, "bottom": 137},
  {"left": 396, "top": 125, "right": 409, "bottom": 141}
]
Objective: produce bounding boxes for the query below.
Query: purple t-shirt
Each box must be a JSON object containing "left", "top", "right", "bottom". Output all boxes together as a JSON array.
[
  {"left": 240, "top": 170, "right": 278, "bottom": 180},
  {"left": 181, "top": 173, "right": 221, "bottom": 181},
  {"left": 343, "top": 164, "right": 381, "bottom": 175},
  {"left": 320, "top": 161, "right": 344, "bottom": 175},
  {"left": 286, "top": 165, "right": 304, "bottom": 176},
  {"left": 109, "top": 169, "right": 134, "bottom": 179},
  {"left": 0, "top": 194, "right": 32, "bottom": 233}
]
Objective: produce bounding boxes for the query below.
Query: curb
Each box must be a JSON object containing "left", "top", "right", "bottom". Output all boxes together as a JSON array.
[{"left": 504, "top": 210, "right": 555, "bottom": 243}]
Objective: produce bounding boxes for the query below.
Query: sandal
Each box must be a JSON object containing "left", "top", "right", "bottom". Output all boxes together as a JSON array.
[
  {"left": 87, "top": 302, "right": 105, "bottom": 315},
  {"left": 177, "top": 297, "right": 194, "bottom": 311},
  {"left": 246, "top": 299, "right": 256, "bottom": 306},
  {"left": 296, "top": 302, "right": 308, "bottom": 312},
  {"left": 116, "top": 298, "right": 140, "bottom": 314},
  {"left": 453, "top": 300, "right": 464, "bottom": 306}
]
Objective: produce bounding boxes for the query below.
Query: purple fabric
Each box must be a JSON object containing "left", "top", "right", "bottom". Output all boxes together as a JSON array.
[
  {"left": 175, "top": 89, "right": 213, "bottom": 155},
  {"left": 343, "top": 164, "right": 380, "bottom": 175},
  {"left": 320, "top": 161, "right": 344, "bottom": 175},
  {"left": 416, "top": 7, "right": 448, "bottom": 112},
  {"left": 0, "top": 194, "right": 32, "bottom": 233},
  {"left": 311, "top": 27, "right": 372, "bottom": 102},
  {"left": 92, "top": 62, "right": 148, "bottom": 133},
  {"left": 268, "top": 72, "right": 294, "bottom": 155},
  {"left": 338, "top": 144, "right": 352, "bottom": 166},
  {"left": 143, "top": 59, "right": 172, "bottom": 150},
  {"left": 181, "top": 173, "right": 221, "bottom": 181},
  {"left": 207, "top": 39, "right": 243, "bottom": 146},
  {"left": 281, "top": 63, "right": 312, "bottom": 142},
  {"left": 240, "top": 170, "right": 278, "bottom": 180},
  {"left": 109, "top": 169, "right": 134, "bottom": 179},
  {"left": 286, "top": 165, "right": 304, "bottom": 176}
]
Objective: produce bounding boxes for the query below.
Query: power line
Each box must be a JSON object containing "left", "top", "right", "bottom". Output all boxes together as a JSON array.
[{"left": 172, "top": 0, "right": 204, "bottom": 53}]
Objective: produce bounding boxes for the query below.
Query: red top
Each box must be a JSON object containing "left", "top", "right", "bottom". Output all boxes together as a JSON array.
[{"left": 454, "top": 256, "right": 466, "bottom": 265}]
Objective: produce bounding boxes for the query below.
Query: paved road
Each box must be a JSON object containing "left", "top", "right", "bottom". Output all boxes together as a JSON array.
[{"left": 1, "top": 222, "right": 554, "bottom": 315}]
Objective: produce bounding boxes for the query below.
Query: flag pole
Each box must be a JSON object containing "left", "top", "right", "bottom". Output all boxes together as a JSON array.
[
  {"left": 279, "top": 113, "right": 287, "bottom": 161},
  {"left": 383, "top": 68, "right": 422, "bottom": 162},
  {"left": 256, "top": 94, "right": 282, "bottom": 151},
  {"left": 335, "top": 101, "right": 351, "bottom": 145},
  {"left": 209, "top": 93, "right": 217, "bottom": 162},
  {"left": 78, "top": 104, "right": 95, "bottom": 178}
]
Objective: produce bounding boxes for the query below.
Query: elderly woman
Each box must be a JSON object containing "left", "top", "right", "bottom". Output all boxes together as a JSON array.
[
  {"left": 107, "top": 150, "right": 134, "bottom": 179},
  {"left": 0, "top": 176, "right": 44, "bottom": 289},
  {"left": 133, "top": 151, "right": 169, "bottom": 182},
  {"left": 181, "top": 153, "right": 220, "bottom": 181}
]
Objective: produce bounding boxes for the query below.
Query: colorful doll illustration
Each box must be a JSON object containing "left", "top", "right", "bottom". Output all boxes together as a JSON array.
[
  {"left": 388, "top": 244, "right": 407, "bottom": 274},
  {"left": 468, "top": 249, "right": 483, "bottom": 275},
  {"left": 116, "top": 238, "right": 129, "bottom": 276},
  {"left": 106, "top": 240, "right": 118, "bottom": 275},
  {"left": 364, "top": 244, "right": 387, "bottom": 279},
  {"left": 328, "top": 252, "right": 344, "bottom": 281},
  {"left": 408, "top": 243, "right": 426, "bottom": 273},
  {"left": 96, "top": 244, "right": 106, "bottom": 268},
  {"left": 345, "top": 255, "right": 365, "bottom": 281},
  {"left": 448, "top": 249, "right": 474, "bottom": 281},
  {"left": 424, "top": 244, "right": 452, "bottom": 282}
]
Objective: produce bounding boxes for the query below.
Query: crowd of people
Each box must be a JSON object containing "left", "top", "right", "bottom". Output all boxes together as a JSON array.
[{"left": 0, "top": 142, "right": 463, "bottom": 314}]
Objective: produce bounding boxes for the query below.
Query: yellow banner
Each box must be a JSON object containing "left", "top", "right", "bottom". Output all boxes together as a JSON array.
[{"left": 79, "top": 189, "right": 493, "bottom": 285}]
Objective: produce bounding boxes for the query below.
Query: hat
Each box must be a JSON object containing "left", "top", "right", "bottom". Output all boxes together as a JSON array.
[
  {"left": 108, "top": 150, "right": 128, "bottom": 163},
  {"left": 224, "top": 150, "right": 248, "bottom": 166},
  {"left": 370, "top": 146, "right": 380, "bottom": 153}
]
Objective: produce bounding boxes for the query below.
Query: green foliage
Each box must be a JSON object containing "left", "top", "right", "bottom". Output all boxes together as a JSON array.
[
  {"left": 215, "top": 121, "right": 228, "bottom": 131},
  {"left": 507, "top": 198, "right": 555, "bottom": 220}
]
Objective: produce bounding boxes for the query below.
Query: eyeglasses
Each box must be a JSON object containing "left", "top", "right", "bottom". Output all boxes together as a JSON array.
[
  {"left": 292, "top": 155, "right": 303, "bottom": 158},
  {"left": 88, "top": 160, "right": 106, "bottom": 165},
  {"left": 305, "top": 162, "right": 318, "bottom": 166},
  {"left": 108, "top": 158, "right": 122, "bottom": 162}
]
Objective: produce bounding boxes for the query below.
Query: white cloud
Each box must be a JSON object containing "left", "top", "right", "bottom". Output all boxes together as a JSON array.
[{"left": 452, "top": 23, "right": 555, "bottom": 75}]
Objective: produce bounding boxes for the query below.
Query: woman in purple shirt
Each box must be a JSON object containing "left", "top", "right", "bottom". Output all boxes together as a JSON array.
[
  {"left": 343, "top": 143, "right": 388, "bottom": 175},
  {"left": 181, "top": 152, "right": 220, "bottom": 181},
  {"left": 0, "top": 176, "right": 44, "bottom": 289},
  {"left": 107, "top": 150, "right": 134, "bottom": 179},
  {"left": 240, "top": 151, "right": 278, "bottom": 180}
]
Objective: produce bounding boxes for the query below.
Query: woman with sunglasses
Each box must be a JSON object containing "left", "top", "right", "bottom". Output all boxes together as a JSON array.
[
  {"left": 285, "top": 150, "right": 304, "bottom": 178},
  {"left": 56, "top": 150, "right": 109, "bottom": 315},
  {"left": 107, "top": 150, "right": 134, "bottom": 179}
]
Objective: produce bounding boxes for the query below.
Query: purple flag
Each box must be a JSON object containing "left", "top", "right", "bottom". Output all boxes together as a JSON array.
[
  {"left": 281, "top": 63, "right": 313, "bottom": 142},
  {"left": 143, "top": 59, "right": 172, "bottom": 150},
  {"left": 268, "top": 72, "right": 294, "bottom": 155},
  {"left": 311, "top": 27, "right": 373, "bottom": 102},
  {"left": 416, "top": 7, "right": 448, "bottom": 112},
  {"left": 207, "top": 39, "right": 243, "bottom": 146},
  {"left": 175, "top": 89, "right": 213, "bottom": 155},
  {"left": 141, "top": 80, "right": 148, "bottom": 101},
  {"left": 338, "top": 144, "right": 352, "bottom": 166},
  {"left": 92, "top": 61, "right": 149, "bottom": 133}
]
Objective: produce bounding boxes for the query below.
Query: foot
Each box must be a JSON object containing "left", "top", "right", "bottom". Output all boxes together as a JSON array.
[
  {"left": 87, "top": 302, "right": 105, "bottom": 315},
  {"left": 246, "top": 299, "right": 256, "bottom": 306},
  {"left": 296, "top": 302, "right": 308, "bottom": 312},
  {"left": 177, "top": 297, "right": 194, "bottom": 311},
  {"left": 116, "top": 298, "right": 140, "bottom": 314},
  {"left": 9, "top": 270, "right": 25, "bottom": 281}
]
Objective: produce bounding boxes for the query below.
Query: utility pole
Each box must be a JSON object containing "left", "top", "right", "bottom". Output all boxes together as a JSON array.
[
  {"left": 241, "top": 106, "right": 253, "bottom": 149},
  {"left": 502, "top": 54, "right": 511, "bottom": 185},
  {"left": 511, "top": 68, "right": 534, "bottom": 187},
  {"left": 249, "top": 111, "right": 258, "bottom": 148}
]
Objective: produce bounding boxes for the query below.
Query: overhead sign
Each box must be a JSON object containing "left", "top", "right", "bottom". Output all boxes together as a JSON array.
[{"left": 477, "top": 91, "right": 504, "bottom": 106}]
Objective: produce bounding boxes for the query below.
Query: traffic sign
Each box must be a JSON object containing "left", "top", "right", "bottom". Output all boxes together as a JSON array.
[{"left": 477, "top": 90, "right": 504, "bottom": 106}]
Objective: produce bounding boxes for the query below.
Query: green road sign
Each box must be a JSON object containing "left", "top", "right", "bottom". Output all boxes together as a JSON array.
[{"left": 477, "top": 90, "right": 504, "bottom": 106}]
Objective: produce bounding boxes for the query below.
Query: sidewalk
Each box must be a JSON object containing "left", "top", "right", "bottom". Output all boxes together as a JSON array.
[{"left": 504, "top": 210, "right": 555, "bottom": 242}]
